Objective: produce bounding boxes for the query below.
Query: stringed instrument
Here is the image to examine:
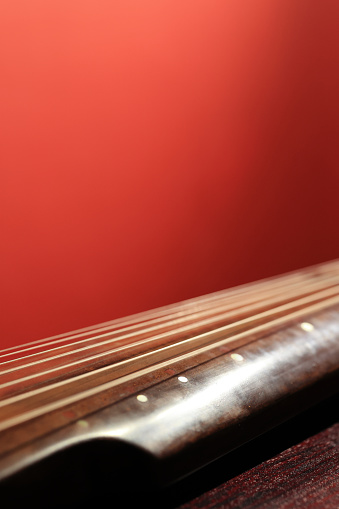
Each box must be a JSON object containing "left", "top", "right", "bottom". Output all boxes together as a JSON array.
[{"left": 0, "top": 260, "right": 339, "bottom": 506}]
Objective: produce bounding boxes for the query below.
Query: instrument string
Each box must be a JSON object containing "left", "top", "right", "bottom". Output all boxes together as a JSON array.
[
  {"left": 1, "top": 259, "right": 339, "bottom": 357},
  {"left": 1, "top": 274, "right": 339, "bottom": 383},
  {"left": 0, "top": 292, "right": 338, "bottom": 434},
  {"left": 0, "top": 286, "right": 338, "bottom": 405},
  {"left": 2, "top": 267, "right": 339, "bottom": 367}
]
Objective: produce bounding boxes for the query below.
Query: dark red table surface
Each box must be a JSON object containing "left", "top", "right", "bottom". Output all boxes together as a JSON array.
[{"left": 178, "top": 423, "right": 338, "bottom": 509}]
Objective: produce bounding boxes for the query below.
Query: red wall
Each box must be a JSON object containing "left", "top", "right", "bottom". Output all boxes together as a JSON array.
[{"left": 1, "top": 1, "right": 339, "bottom": 348}]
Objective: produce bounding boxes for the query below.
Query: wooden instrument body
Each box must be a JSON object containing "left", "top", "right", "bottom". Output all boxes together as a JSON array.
[{"left": 0, "top": 261, "right": 338, "bottom": 508}]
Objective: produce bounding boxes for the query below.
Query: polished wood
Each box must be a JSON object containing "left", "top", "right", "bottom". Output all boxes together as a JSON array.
[
  {"left": 0, "top": 260, "right": 338, "bottom": 488},
  {"left": 1, "top": 395, "right": 338, "bottom": 509}
]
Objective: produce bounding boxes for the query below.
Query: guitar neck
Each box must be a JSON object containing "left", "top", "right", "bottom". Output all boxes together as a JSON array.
[{"left": 0, "top": 259, "right": 339, "bottom": 483}]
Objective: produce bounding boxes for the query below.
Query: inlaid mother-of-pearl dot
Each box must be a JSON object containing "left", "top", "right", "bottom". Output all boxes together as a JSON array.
[
  {"left": 300, "top": 322, "right": 314, "bottom": 332},
  {"left": 231, "top": 353, "right": 244, "bottom": 362},
  {"left": 76, "top": 420, "right": 89, "bottom": 429},
  {"left": 178, "top": 376, "right": 188, "bottom": 383},
  {"left": 136, "top": 394, "right": 148, "bottom": 402}
]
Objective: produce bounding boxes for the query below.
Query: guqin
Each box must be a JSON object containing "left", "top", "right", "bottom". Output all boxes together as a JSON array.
[{"left": 0, "top": 260, "right": 338, "bottom": 502}]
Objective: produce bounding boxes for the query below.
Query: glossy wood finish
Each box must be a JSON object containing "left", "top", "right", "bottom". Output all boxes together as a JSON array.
[
  {"left": 1, "top": 394, "right": 338, "bottom": 509},
  {"left": 0, "top": 260, "right": 339, "bottom": 483}
]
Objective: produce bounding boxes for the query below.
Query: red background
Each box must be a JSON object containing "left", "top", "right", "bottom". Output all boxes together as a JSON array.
[{"left": 1, "top": 1, "right": 339, "bottom": 349}]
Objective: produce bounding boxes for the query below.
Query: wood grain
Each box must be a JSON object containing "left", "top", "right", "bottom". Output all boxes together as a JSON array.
[{"left": 178, "top": 424, "right": 339, "bottom": 508}]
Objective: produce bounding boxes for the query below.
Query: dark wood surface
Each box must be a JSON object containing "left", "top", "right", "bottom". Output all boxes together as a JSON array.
[
  {"left": 178, "top": 424, "right": 339, "bottom": 509},
  {"left": 1, "top": 264, "right": 339, "bottom": 506},
  {"left": 1, "top": 394, "right": 337, "bottom": 509},
  {"left": 160, "top": 395, "right": 339, "bottom": 509},
  {"left": 2, "top": 270, "right": 339, "bottom": 481}
]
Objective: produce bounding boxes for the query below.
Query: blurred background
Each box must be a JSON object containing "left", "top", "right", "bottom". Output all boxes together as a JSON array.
[{"left": 1, "top": 0, "right": 339, "bottom": 349}]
